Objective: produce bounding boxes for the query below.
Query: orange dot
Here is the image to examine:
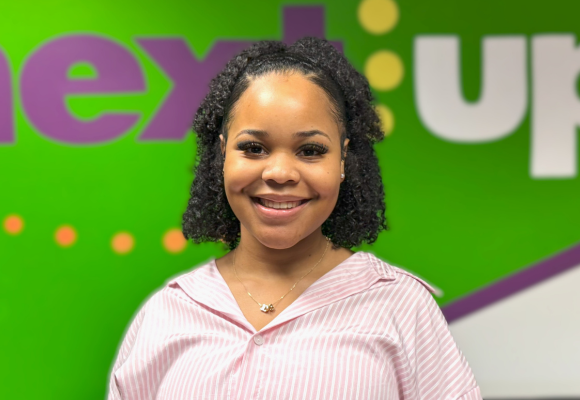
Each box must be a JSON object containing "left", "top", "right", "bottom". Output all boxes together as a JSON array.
[
  {"left": 163, "top": 228, "right": 187, "bottom": 253},
  {"left": 55, "top": 225, "right": 77, "bottom": 247},
  {"left": 111, "top": 232, "right": 134, "bottom": 254},
  {"left": 4, "top": 214, "right": 24, "bottom": 235}
]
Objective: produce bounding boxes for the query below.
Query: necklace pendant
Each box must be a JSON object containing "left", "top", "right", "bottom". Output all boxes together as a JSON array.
[{"left": 260, "top": 303, "right": 275, "bottom": 313}]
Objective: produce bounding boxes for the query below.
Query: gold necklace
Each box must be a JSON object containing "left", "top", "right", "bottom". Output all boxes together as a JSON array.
[{"left": 232, "top": 237, "right": 331, "bottom": 313}]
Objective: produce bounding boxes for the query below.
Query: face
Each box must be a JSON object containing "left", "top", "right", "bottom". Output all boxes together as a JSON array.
[{"left": 221, "top": 72, "right": 348, "bottom": 249}]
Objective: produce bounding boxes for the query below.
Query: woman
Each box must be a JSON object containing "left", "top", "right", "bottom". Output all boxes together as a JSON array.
[{"left": 107, "top": 37, "right": 482, "bottom": 399}]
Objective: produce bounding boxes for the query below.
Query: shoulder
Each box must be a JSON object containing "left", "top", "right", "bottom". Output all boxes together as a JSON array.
[
  {"left": 354, "top": 251, "right": 446, "bottom": 324},
  {"left": 131, "top": 259, "right": 218, "bottom": 318},
  {"left": 165, "top": 258, "right": 216, "bottom": 288},
  {"left": 362, "top": 251, "right": 440, "bottom": 298},
  {"left": 360, "top": 253, "right": 480, "bottom": 398}
]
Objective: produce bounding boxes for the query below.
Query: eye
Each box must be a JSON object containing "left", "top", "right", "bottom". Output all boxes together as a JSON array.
[
  {"left": 298, "top": 143, "right": 329, "bottom": 157},
  {"left": 237, "top": 141, "right": 267, "bottom": 156}
]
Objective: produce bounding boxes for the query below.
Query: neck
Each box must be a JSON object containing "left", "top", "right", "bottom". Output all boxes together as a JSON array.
[{"left": 233, "top": 227, "right": 330, "bottom": 279}]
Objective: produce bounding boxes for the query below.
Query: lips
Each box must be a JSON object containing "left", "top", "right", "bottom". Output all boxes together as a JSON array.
[
  {"left": 256, "top": 198, "right": 307, "bottom": 210},
  {"left": 251, "top": 196, "right": 311, "bottom": 218}
]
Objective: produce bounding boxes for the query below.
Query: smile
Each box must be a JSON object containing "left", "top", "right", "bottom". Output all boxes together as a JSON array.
[
  {"left": 251, "top": 196, "right": 311, "bottom": 218},
  {"left": 256, "top": 198, "right": 307, "bottom": 209}
]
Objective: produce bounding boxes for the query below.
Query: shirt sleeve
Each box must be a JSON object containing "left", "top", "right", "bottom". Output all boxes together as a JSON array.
[
  {"left": 397, "top": 276, "right": 482, "bottom": 400},
  {"left": 106, "top": 302, "right": 149, "bottom": 400}
]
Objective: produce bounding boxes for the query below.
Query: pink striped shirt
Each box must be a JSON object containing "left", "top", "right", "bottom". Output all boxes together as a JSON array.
[{"left": 107, "top": 251, "right": 482, "bottom": 399}]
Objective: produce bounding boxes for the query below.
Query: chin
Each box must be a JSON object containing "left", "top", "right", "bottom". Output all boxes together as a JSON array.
[
  {"left": 255, "top": 234, "right": 302, "bottom": 250},
  {"left": 250, "top": 227, "right": 311, "bottom": 250}
]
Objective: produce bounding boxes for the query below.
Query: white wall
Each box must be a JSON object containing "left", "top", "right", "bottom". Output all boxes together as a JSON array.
[{"left": 449, "top": 264, "right": 580, "bottom": 398}]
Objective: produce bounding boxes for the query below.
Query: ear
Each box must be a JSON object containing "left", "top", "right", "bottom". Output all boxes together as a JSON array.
[
  {"left": 219, "top": 134, "right": 226, "bottom": 157},
  {"left": 342, "top": 138, "right": 350, "bottom": 160}
]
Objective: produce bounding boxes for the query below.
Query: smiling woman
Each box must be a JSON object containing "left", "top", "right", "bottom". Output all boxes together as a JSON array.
[
  {"left": 221, "top": 72, "right": 349, "bottom": 251},
  {"left": 185, "top": 39, "right": 386, "bottom": 250},
  {"left": 107, "top": 37, "right": 482, "bottom": 400}
]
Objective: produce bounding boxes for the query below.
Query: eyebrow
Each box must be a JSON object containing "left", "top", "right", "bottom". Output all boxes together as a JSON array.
[
  {"left": 234, "top": 129, "right": 269, "bottom": 139},
  {"left": 293, "top": 130, "right": 332, "bottom": 141},
  {"left": 234, "top": 129, "right": 331, "bottom": 141}
]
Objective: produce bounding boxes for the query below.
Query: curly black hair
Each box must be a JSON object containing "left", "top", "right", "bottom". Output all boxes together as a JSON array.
[{"left": 182, "top": 37, "right": 387, "bottom": 249}]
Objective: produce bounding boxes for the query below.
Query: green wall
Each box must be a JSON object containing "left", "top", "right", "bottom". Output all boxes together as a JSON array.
[{"left": 1, "top": 0, "right": 579, "bottom": 398}]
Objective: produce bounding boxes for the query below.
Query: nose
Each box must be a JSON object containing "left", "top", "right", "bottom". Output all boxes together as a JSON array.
[{"left": 261, "top": 153, "right": 300, "bottom": 185}]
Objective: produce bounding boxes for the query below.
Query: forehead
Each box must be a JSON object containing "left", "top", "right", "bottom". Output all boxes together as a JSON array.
[
  {"left": 228, "top": 72, "right": 340, "bottom": 138},
  {"left": 243, "top": 71, "right": 330, "bottom": 104}
]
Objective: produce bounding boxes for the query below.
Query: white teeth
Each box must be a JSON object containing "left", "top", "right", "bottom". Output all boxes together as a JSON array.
[{"left": 259, "top": 199, "right": 302, "bottom": 209}]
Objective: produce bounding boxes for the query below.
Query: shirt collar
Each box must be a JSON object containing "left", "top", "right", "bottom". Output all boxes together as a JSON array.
[{"left": 171, "top": 251, "right": 399, "bottom": 333}]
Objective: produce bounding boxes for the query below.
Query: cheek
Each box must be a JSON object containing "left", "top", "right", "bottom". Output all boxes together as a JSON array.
[
  {"left": 302, "top": 165, "right": 342, "bottom": 201},
  {"left": 224, "top": 158, "right": 257, "bottom": 192}
]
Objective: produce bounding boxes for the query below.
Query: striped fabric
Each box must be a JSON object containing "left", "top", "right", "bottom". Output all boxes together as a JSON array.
[{"left": 107, "top": 251, "right": 482, "bottom": 400}]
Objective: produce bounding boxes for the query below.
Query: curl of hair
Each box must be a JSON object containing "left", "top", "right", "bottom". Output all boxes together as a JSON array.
[{"left": 183, "top": 37, "right": 387, "bottom": 249}]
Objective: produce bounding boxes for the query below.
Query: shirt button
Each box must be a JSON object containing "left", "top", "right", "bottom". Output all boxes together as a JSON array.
[{"left": 253, "top": 335, "right": 264, "bottom": 346}]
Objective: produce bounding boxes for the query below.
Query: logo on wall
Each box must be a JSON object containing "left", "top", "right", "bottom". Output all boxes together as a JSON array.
[
  {"left": 0, "top": 7, "right": 340, "bottom": 146},
  {"left": 415, "top": 35, "right": 580, "bottom": 179},
  {"left": 0, "top": 3, "right": 577, "bottom": 180}
]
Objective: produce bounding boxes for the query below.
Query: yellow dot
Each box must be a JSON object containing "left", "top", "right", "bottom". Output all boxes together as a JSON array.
[
  {"left": 365, "top": 50, "right": 404, "bottom": 91},
  {"left": 3, "top": 214, "right": 24, "bottom": 235},
  {"left": 55, "top": 225, "right": 77, "bottom": 247},
  {"left": 163, "top": 228, "right": 187, "bottom": 254},
  {"left": 376, "top": 104, "right": 395, "bottom": 136},
  {"left": 112, "top": 232, "right": 135, "bottom": 254},
  {"left": 358, "top": 0, "right": 399, "bottom": 35}
]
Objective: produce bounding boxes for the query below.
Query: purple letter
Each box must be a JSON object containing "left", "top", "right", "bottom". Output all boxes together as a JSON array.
[
  {"left": 0, "top": 46, "right": 13, "bottom": 144},
  {"left": 135, "top": 39, "right": 249, "bottom": 141},
  {"left": 136, "top": 6, "right": 342, "bottom": 141},
  {"left": 282, "top": 6, "right": 342, "bottom": 53},
  {"left": 21, "top": 35, "right": 145, "bottom": 144},
  {"left": 136, "top": 6, "right": 342, "bottom": 142}
]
